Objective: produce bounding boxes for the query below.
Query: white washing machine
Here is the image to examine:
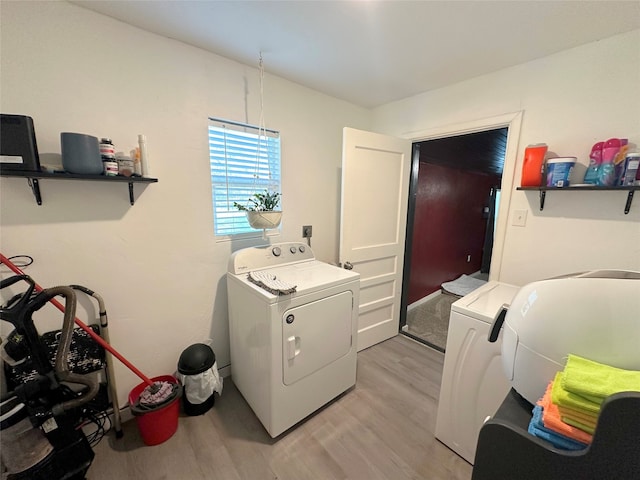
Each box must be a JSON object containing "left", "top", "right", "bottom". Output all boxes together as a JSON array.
[
  {"left": 435, "top": 281, "right": 519, "bottom": 464},
  {"left": 227, "top": 242, "right": 360, "bottom": 438}
]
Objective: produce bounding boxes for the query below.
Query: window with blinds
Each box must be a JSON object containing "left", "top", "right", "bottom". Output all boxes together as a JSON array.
[{"left": 208, "top": 118, "right": 281, "bottom": 236}]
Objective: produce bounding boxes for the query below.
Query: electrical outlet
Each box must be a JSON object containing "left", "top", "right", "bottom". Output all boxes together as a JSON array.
[
  {"left": 302, "top": 225, "right": 312, "bottom": 238},
  {"left": 512, "top": 209, "right": 527, "bottom": 227}
]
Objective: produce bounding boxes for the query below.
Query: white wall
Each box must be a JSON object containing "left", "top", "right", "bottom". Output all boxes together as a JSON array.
[
  {"left": 0, "top": 1, "right": 370, "bottom": 405},
  {"left": 373, "top": 29, "right": 640, "bottom": 285},
  {"left": 3, "top": 1, "right": 638, "bottom": 408}
]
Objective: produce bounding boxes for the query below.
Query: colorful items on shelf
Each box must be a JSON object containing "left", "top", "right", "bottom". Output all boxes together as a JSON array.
[
  {"left": 584, "top": 138, "right": 638, "bottom": 186},
  {"left": 101, "top": 135, "right": 150, "bottom": 178},
  {"left": 520, "top": 138, "right": 639, "bottom": 188},
  {"left": 528, "top": 354, "right": 640, "bottom": 450}
]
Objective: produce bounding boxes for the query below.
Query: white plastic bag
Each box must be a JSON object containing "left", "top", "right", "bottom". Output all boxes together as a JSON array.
[{"left": 175, "top": 361, "right": 223, "bottom": 404}]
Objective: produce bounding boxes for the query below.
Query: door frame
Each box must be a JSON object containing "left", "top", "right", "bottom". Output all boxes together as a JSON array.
[{"left": 399, "top": 111, "right": 523, "bottom": 331}]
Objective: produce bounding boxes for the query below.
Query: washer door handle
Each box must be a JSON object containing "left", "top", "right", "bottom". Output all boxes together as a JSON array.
[
  {"left": 488, "top": 305, "right": 509, "bottom": 343},
  {"left": 287, "top": 336, "right": 301, "bottom": 360}
]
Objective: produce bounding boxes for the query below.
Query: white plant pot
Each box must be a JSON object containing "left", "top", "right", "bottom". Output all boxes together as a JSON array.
[{"left": 246, "top": 211, "right": 282, "bottom": 230}]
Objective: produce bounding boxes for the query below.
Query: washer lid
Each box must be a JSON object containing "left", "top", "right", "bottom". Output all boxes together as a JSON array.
[
  {"left": 233, "top": 260, "right": 359, "bottom": 300},
  {"left": 450, "top": 281, "right": 519, "bottom": 324}
]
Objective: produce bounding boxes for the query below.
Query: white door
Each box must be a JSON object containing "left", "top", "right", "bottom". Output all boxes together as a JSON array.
[{"left": 340, "top": 127, "right": 412, "bottom": 351}]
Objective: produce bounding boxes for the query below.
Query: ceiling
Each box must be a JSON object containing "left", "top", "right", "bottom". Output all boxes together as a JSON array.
[
  {"left": 72, "top": 1, "right": 640, "bottom": 109},
  {"left": 419, "top": 128, "right": 508, "bottom": 177}
]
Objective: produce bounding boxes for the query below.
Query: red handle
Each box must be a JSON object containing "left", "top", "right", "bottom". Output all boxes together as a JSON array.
[{"left": 0, "top": 253, "right": 154, "bottom": 387}]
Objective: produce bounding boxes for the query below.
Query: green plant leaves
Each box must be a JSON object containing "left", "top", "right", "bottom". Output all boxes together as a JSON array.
[{"left": 234, "top": 190, "right": 281, "bottom": 211}]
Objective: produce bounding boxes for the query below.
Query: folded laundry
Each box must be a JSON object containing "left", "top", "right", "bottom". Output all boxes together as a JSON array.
[
  {"left": 537, "top": 382, "right": 593, "bottom": 444},
  {"left": 530, "top": 355, "right": 640, "bottom": 449},
  {"left": 555, "top": 403, "right": 598, "bottom": 427},
  {"left": 551, "top": 372, "right": 601, "bottom": 414},
  {"left": 558, "top": 412, "right": 597, "bottom": 434},
  {"left": 528, "top": 405, "right": 588, "bottom": 451},
  {"left": 562, "top": 415, "right": 596, "bottom": 435},
  {"left": 562, "top": 354, "right": 640, "bottom": 404}
]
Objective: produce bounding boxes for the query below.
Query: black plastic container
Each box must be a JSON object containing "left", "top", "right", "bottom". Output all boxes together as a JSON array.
[{"left": 0, "top": 114, "right": 41, "bottom": 172}]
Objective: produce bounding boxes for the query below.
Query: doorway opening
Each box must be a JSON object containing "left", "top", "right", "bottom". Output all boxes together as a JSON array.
[{"left": 400, "top": 127, "right": 508, "bottom": 352}]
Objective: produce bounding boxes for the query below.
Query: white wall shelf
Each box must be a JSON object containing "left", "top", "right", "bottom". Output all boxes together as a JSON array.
[{"left": 0, "top": 170, "right": 158, "bottom": 205}]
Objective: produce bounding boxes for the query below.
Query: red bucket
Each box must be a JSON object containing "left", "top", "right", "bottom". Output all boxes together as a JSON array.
[{"left": 128, "top": 375, "right": 181, "bottom": 446}]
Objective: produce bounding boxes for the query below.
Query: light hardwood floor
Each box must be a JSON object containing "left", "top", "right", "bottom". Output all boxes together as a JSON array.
[{"left": 89, "top": 335, "right": 472, "bottom": 480}]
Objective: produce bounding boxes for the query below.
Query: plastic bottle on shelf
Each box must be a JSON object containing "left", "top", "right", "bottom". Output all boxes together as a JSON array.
[
  {"left": 100, "top": 138, "right": 118, "bottom": 176},
  {"left": 130, "top": 147, "right": 142, "bottom": 176},
  {"left": 620, "top": 153, "right": 640, "bottom": 186},
  {"left": 138, "top": 134, "right": 151, "bottom": 178},
  {"left": 99, "top": 138, "right": 115, "bottom": 157},
  {"left": 103, "top": 157, "right": 118, "bottom": 176},
  {"left": 583, "top": 141, "right": 603, "bottom": 184},
  {"left": 115, "top": 152, "right": 134, "bottom": 177},
  {"left": 596, "top": 138, "right": 621, "bottom": 186},
  {"left": 613, "top": 140, "right": 629, "bottom": 185},
  {"left": 520, "top": 143, "right": 548, "bottom": 187}
]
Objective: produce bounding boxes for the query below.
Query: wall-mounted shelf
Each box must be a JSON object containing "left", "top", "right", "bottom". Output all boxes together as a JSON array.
[
  {"left": 0, "top": 170, "right": 158, "bottom": 205},
  {"left": 517, "top": 186, "right": 640, "bottom": 214}
]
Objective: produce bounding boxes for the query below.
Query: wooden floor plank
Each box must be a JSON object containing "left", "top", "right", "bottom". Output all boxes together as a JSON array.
[{"left": 89, "top": 335, "right": 472, "bottom": 480}]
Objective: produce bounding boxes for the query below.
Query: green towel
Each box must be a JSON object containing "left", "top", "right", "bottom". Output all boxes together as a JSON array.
[
  {"left": 557, "top": 405, "right": 598, "bottom": 428},
  {"left": 551, "top": 372, "right": 601, "bottom": 414},
  {"left": 562, "top": 354, "right": 640, "bottom": 403},
  {"left": 562, "top": 415, "right": 596, "bottom": 435}
]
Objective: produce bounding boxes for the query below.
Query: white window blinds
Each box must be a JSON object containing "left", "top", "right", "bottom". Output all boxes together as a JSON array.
[{"left": 208, "top": 118, "right": 281, "bottom": 236}]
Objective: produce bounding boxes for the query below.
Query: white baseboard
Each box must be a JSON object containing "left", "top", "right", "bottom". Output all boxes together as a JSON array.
[
  {"left": 407, "top": 290, "right": 442, "bottom": 311},
  {"left": 218, "top": 364, "right": 231, "bottom": 379},
  {"left": 118, "top": 406, "right": 133, "bottom": 424}
]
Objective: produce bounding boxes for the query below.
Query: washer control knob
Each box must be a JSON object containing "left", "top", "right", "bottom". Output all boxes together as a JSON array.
[
  {"left": 299, "top": 246, "right": 305, "bottom": 253},
  {"left": 272, "top": 247, "right": 281, "bottom": 257},
  {"left": 290, "top": 246, "right": 297, "bottom": 254}
]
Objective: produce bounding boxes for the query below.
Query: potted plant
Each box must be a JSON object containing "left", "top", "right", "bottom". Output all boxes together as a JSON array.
[{"left": 234, "top": 190, "right": 282, "bottom": 230}]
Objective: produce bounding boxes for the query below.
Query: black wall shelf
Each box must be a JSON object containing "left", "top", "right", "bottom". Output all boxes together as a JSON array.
[
  {"left": 517, "top": 186, "right": 639, "bottom": 214},
  {"left": 0, "top": 170, "right": 158, "bottom": 205}
]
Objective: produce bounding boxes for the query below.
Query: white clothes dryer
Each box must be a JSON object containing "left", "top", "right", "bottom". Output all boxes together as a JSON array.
[
  {"left": 227, "top": 242, "right": 360, "bottom": 438},
  {"left": 435, "top": 281, "right": 519, "bottom": 464}
]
